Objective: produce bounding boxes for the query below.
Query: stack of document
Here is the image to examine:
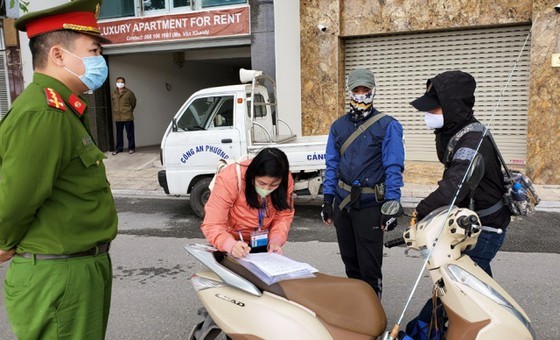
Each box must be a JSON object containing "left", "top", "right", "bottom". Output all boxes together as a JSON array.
[{"left": 236, "top": 253, "right": 318, "bottom": 285}]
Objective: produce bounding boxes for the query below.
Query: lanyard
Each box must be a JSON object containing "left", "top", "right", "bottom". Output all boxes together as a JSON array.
[{"left": 258, "top": 199, "right": 267, "bottom": 229}]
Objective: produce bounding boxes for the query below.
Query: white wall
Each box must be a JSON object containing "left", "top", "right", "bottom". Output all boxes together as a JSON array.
[
  {"left": 274, "top": 0, "right": 302, "bottom": 136},
  {"left": 108, "top": 53, "right": 239, "bottom": 147}
]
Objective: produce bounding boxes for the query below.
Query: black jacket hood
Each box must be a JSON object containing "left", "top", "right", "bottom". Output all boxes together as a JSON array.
[{"left": 430, "top": 70, "right": 478, "bottom": 162}]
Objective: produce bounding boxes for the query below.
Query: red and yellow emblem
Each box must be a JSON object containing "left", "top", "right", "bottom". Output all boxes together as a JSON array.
[
  {"left": 45, "top": 88, "right": 66, "bottom": 111},
  {"left": 68, "top": 94, "right": 86, "bottom": 117}
]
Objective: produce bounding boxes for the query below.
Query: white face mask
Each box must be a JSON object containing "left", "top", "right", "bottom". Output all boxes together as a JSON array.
[
  {"left": 424, "top": 112, "right": 444, "bottom": 129},
  {"left": 116, "top": 82, "right": 125, "bottom": 88},
  {"left": 255, "top": 186, "right": 275, "bottom": 198}
]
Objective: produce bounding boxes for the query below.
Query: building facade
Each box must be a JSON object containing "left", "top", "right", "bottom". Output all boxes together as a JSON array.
[
  {"left": 12, "top": 0, "right": 290, "bottom": 153},
  {"left": 6, "top": 0, "right": 559, "bottom": 184},
  {"left": 299, "top": 0, "right": 560, "bottom": 184}
]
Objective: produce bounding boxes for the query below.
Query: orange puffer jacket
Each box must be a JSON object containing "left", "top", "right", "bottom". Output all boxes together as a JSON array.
[{"left": 201, "top": 159, "right": 295, "bottom": 253}]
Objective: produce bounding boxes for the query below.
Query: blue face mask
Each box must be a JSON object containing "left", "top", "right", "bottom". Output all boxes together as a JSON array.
[{"left": 62, "top": 48, "right": 108, "bottom": 91}]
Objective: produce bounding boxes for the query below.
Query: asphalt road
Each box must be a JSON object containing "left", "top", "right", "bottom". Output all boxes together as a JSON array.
[
  {"left": 115, "top": 196, "right": 560, "bottom": 254},
  {"left": 0, "top": 196, "right": 558, "bottom": 339}
]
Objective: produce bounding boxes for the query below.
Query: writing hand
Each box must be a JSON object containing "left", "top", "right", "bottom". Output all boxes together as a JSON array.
[{"left": 230, "top": 241, "right": 251, "bottom": 258}]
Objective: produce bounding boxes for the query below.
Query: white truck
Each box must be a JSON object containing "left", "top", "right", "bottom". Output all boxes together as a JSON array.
[{"left": 158, "top": 69, "right": 328, "bottom": 218}]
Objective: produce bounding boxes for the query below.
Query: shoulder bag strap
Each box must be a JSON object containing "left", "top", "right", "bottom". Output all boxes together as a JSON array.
[
  {"left": 486, "top": 133, "right": 513, "bottom": 180},
  {"left": 444, "top": 122, "right": 485, "bottom": 166},
  {"left": 340, "top": 113, "right": 386, "bottom": 156}
]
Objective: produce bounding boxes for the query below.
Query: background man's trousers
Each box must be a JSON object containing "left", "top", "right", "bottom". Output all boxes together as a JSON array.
[{"left": 115, "top": 120, "right": 135, "bottom": 152}]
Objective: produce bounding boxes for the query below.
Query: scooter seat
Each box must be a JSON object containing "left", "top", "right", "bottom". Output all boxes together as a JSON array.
[
  {"left": 221, "top": 255, "right": 386, "bottom": 337},
  {"left": 279, "top": 273, "right": 387, "bottom": 337}
]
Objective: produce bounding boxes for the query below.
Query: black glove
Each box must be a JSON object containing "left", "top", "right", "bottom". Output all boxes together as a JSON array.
[
  {"left": 321, "top": 202, "right": 333, "bottom": 223},
  {"left": 381, "top": 200, "right": 403, "bottom": 231}
]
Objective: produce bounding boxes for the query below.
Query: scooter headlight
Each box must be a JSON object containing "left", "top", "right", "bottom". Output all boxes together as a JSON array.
[
  {"left": 191, "top": 274, "right": 227, "bottom": 292},
  {"left": 445, "top": 264, "right": 535, "bottom": 338}
]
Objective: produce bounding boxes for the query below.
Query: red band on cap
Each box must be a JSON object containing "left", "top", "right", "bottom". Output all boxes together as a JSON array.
[{"left": 25, "top": 11, "right": 99, "bottom": 38}]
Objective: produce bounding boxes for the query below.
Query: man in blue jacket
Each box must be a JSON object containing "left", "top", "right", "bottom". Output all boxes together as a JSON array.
[{"left": 321, "top": 68, "right": 405, "bottom": 297}]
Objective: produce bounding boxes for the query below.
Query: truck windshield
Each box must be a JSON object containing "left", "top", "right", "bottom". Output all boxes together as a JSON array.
[{"left": 176, "top": 95, "right": 234, "bottom": 131}]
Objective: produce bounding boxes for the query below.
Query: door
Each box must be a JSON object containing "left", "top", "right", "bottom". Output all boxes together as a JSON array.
[{"left": 163, "top": 93, "right": 242, "bottom": 195}]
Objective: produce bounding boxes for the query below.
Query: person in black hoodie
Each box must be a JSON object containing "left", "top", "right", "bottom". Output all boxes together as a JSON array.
[{"left": 410, "top": 70, "right": 511, "bottom": 277}]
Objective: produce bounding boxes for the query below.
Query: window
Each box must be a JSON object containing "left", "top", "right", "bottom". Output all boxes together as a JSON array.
[
  {"left": 143, "top": 0, "right": 165, "bottom": 11},
  {"left": 247, "top": 94, "right": 267, "bottom": 119},
  {"left": 202, "top": 0, "right": 246, "bottom": 8},
  {"left": 100, "top": 0, "right": 192, "bottom": 18},
  {"left": 100, "top": 0, "right": 245, "bottom": 19},
  {"left": 212, "top": 98, "right": 234, "bottom": 128},
  {"left": 144, "top": 0, "right": 191, "bottom": 14},
  {"left": 99, "top": 0, "right": 135, "bottom": 19},
  {"left": 173, "top": 0, "right": 191, "bottom": 9},
  {"left": 177, "top": 96, "right": 234, "bottom": 131}
]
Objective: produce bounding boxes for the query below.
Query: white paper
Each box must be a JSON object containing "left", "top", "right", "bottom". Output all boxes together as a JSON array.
[
  {"left": 241, "top": 253, "right": 318, "bottom": 276},
  {"left": 236, "top": 253, "right": 318, "bottom": 284}
]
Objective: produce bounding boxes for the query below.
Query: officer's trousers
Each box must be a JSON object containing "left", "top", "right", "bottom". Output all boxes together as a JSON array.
[
  {"left": 333, "top": 203, "right": 384, "bottom": 297},
  {"left": 4, "top": 253, "right": 112, "bottom": 340}
]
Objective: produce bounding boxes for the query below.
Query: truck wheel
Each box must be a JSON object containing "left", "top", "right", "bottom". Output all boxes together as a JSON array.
[{"left": 191, "top": 178, "right": 212, "bottom": 219}]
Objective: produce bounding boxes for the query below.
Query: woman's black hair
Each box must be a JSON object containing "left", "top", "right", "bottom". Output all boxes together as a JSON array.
[{"left": 245, "top": 147, "right": 291, "bottom": 210}]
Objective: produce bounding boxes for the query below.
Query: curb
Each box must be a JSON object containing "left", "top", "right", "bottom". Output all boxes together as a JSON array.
[
  {"left": 112, "top": 189, "right": 171, "bottom": 199},
  {"left": 111, "top": 189, "right": 560, "bottom": 213},
  {"left": 534, "top": 201, "right": 560, "bottom": 213}
]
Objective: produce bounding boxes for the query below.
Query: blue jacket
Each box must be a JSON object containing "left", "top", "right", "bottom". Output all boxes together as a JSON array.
[{"left": 323, "top": 109, "right": 404, "bottom": 208}]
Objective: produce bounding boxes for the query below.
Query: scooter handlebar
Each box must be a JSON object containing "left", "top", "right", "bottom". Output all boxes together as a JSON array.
[{"left": 384, "top": 236, "right": 405, "bottom": 248}]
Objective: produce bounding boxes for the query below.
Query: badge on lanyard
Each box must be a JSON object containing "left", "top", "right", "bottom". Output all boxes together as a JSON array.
[{"left": 250, "top": 229, "right": 268, "bottom": 248}]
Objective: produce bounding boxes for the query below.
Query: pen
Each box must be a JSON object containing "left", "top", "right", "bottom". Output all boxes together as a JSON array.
[{"left": 238, "top": 231, "right": 244, "bottom": 242}]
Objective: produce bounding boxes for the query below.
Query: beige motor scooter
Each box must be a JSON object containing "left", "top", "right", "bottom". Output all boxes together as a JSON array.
[
  {"left": 382, "top": 206, "right": 535, "bottom": 339},
  {"left": 186, "top": 152, "right": 533, "bottom": 340},
  {"left": 185, "top": 204, "right": 534, "bottom": 340},
  {"left": 185, "top": 243, "right": 386, "bottom": 339}
]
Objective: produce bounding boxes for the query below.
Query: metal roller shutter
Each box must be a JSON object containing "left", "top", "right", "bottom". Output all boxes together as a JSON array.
[
  {"left": 0, "top": 51, "right": 9, "bottom": 121},
  {"left": 345, "top": 25, "right": 531, "bottom": 165}
]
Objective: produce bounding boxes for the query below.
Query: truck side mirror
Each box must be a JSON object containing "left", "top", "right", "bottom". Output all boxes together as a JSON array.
[{"left": 172, "top": 118, "right": 178, "bottom": 132}]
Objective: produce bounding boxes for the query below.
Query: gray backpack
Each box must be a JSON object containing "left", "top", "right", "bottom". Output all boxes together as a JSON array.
[{"left": 445, "top": 122, "right": 540, "bottom": 216}]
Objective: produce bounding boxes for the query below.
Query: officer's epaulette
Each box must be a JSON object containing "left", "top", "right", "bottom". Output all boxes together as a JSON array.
[
  {"left": 44, "top": 88, "right": 66, "bottom": 111},
  {"left": 68, "top": 93, "right": 86, "bottom": 117}
]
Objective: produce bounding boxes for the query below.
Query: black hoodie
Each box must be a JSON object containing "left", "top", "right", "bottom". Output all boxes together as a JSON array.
[{"left": 416, "top": 71, "right": 511, "bottom": 228}]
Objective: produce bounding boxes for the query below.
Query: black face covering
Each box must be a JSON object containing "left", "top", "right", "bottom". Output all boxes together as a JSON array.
[
  {"left": 349, "top": 90, "right": 374, "bottom": 121},
  {"left": 350, "top": 107, "right": 372, "bottom": 121}
]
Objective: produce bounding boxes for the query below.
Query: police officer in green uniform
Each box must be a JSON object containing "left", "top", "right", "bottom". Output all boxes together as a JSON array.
[{"left": 0, "top": 1, "right": 117, "bottom": 338}]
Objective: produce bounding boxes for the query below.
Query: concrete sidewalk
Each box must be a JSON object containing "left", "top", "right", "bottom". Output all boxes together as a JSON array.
[{"left": 103, "top": 146, "right": 560, "bottom": 211}]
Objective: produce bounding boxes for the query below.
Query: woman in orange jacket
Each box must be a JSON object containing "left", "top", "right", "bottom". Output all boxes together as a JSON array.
[{"left": 201, "top": 148, "right": 295, "bottom": 258}]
